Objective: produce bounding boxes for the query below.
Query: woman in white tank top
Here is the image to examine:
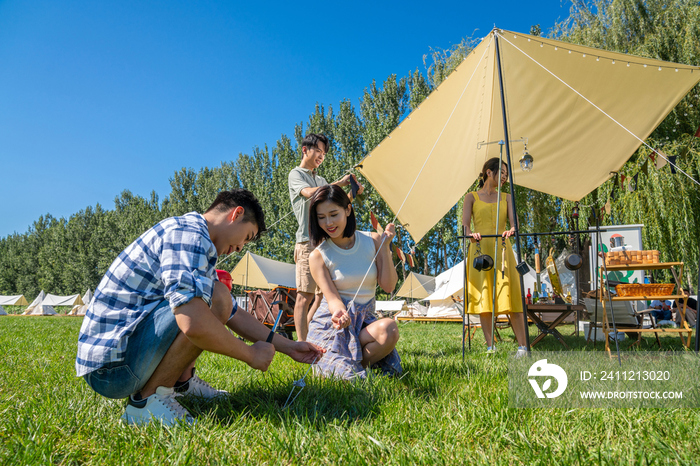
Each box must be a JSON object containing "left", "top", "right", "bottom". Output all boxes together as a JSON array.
[{"left": 305, "top": 185, "right": 402, "bottom": 380}]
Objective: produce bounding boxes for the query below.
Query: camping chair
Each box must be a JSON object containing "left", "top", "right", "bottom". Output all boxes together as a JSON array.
[
  {"left": 246, "top": 287, "right": 297, "bottom": 339},
  {"left": 582, "top": 298, "right": 659, "bottom": 347}
]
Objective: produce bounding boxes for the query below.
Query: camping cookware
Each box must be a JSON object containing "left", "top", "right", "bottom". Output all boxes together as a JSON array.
[
  {"left": 473, "top": 241, "right": 494, "bottom": 272},
  {"left": 564, "top": 252, "right": 583, "bottom": 271}
]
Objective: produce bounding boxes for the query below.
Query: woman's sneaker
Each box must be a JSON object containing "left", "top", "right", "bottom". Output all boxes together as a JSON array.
[
  {"left": 121, "top": 386, "right": 194, "bottom": 426},
  {"left": 174, "top": 368, "right": 228, "bottom": 399}
]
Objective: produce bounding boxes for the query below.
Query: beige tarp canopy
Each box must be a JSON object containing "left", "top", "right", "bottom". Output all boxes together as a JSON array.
[
  {"left": 229, "top": 251, "right": 296, "bottom": 290},
  {"left": 395, "top": 272, "right": 436, "bottom": 300},
  {"left": 0, "top": 295, "right": 29, "bottom": 306},
  {"left": 41, "top": 293, "right": 84, "bottom": 307},
  {"left": 357, "top": 28, "right": 700, "bottom": 242}
]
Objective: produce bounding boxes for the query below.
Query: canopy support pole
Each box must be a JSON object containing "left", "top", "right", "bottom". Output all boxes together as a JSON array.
[
  {"left": 695, "top": 244, "right": 699, "bottom": 353},
  {"left": 489, "top": 144, "right": 505, "bottom": 349},
  {"left": 462, "top": 227, "right": 471, "bottom": 361},
  {"left": 495, "top": 33, "right": 531, "bottom": 351},
  {"left": 245, "top": 253, "right": 250, "bottom": 313}
]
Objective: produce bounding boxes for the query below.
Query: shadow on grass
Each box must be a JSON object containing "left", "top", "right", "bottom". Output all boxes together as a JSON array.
[
  {"left": 180, "top": 374, "right": 383, "bottom": 427},
  {"left": 181, "top": 358, "right": 480, "bottom": 426}
]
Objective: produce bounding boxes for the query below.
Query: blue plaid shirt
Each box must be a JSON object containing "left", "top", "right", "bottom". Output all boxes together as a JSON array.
[{"left": 75, "top": 212, "right": 219, "bottom": 377}]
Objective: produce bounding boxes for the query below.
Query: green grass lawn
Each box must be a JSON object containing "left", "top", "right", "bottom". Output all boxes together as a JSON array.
[{"left": 1, "top": 316, "right": 698, "bottom": 465}]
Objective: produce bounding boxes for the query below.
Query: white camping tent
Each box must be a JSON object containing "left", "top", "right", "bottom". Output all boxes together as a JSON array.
[
  {"left": 23, "top": 291, "right": 57, "bottom": 316},
  {"left": 0, "top": 295, "right": 29, "bottom": 306},
  {"left": 69, "top": 289, "right": 93, "bottom": 316},
  {"left": 0, "top": 295, "right": 29, "bottom": 315},
  {"left": 23, "top": 291, "right": 45, "bottom": 315},
  {"left": 375, "top": 300, "right": 408, "bottom": 317},
  {"left": 395, "top": 301, "right": 430, "bottom": 319},
  {"left": 395, "top": 272, "right": 436, "bottom": 300},
  {"left": 357, "top": 28, "right": 700, "bottom": 243},
  {"left": 229, "top": 251, "right": 296, "bottom": 290},
  {"left": 425, "top": 261, "right": 465, "bottom": 318},
  {"left": 41, "top": 293, "right": 84, "bottom": 307}
]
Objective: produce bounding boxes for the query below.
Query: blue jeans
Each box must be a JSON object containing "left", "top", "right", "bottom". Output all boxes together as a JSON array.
[
  {"left": 651, "top": 309, "right": 673, "bottom": 321},
  {"left": 83, "top": 300, "right": 180, "bottom": 399}
]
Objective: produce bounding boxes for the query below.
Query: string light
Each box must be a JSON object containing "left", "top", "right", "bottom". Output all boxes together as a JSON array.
[{"left": 507, "top": 31, "right": 698, "bottom": 73}]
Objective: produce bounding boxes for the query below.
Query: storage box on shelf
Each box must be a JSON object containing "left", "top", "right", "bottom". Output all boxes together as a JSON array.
[{"left": 604, "top": 249, "right": 659, "bottom": 266}]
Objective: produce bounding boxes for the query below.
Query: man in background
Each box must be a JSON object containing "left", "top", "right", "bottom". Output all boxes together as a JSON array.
[{"left": 288, "top": 133, "right": 362, "bottom": 340}]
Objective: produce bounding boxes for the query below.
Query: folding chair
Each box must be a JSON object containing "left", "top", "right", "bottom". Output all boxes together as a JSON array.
[
  {"left": 246, "top": 287, "right": 297, "bottom": 339},
  {"left": 582, "top": 298, "right": 658, "bottom": 347}
]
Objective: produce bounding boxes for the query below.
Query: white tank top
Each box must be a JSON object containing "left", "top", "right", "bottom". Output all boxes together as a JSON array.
[{"left": 316, "top": 231, "right": 377, "bottom": 304}]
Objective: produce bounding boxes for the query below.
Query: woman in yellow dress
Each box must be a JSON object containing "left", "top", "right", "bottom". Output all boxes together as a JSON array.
[{"left": 462, "top": 157, "right": 527, "bottom": 355}]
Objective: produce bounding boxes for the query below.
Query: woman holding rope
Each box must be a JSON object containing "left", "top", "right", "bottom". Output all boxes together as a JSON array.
[
  {"left": 306, "top": 184, "right": 402, "bottom": 380},
  {"left": 463, "top": 157, "right": 528, "bottom": 355}
]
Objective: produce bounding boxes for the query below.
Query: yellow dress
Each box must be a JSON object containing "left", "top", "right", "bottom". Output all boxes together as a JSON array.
[{"left": 466, "top": 192, "right": 523, "bottom": 315}]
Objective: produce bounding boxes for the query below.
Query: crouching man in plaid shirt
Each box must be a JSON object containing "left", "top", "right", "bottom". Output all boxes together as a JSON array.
[{"left": 76, "top": 189, "right": 324, "bottom": 425}]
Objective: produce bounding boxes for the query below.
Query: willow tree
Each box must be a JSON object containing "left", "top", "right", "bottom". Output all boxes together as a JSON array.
[{"left": 552, "top": 0, "right": 700, "bottom": 288}]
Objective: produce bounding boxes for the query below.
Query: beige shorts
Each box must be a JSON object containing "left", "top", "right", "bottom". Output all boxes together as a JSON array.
[{"left": 294, "top": 242, "right": 321, "bottom": 295}]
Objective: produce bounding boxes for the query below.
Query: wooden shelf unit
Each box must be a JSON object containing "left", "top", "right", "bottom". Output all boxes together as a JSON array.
[{"left": 599, "top": 261, "right": 693, "bottom": 352}]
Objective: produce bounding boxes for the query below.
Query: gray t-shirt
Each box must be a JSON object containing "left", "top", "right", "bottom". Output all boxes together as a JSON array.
[{"left": 288, "top": 167, "right": 328, "bottom": 243}]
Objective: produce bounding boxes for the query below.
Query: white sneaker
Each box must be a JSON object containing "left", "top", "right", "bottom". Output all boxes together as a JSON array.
[
  {"left": 175, "top": 368, "right": 228, "bottom": 399},
  {"left": 121, "top": 386, "right": 194, "bottom": 426}
]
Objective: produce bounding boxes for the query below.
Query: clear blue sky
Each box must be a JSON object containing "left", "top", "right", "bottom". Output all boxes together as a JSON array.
[{"left": 0, "top": 0, "right": 569, "bottom": 238}]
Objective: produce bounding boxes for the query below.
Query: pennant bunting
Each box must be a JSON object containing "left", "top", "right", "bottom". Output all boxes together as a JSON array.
[
  {"left": 370, "top": 211, "right": 379, "bottom": 231},
  {"left": 407, "top": 253, "right": 415, "bottom": 268},
  {"left": 695, "top": 124, "right": 700, "bottom": 138},
  {"left": 620, "top": 174, "right": 626, "bottom": 190},
  {"left": 669, "top": 155, "right": 677, "bottom": 174},
  {"left": 394, "top": 244, "right": 405, "bottom": 264},
  {"left": 656, "top": 151, "right": 668, "bottom": 169},
  {"left": 633, "top": 173, "right": 639, "bottom": 192},
  {"left": 611, "top": 173, "right": 619, "bottom": 199},
  {"left": 642, "top": 159, "right": 648, "bottom": 177},
  {"left": 604, "top": 200, "right": 611, "bottom": 216},
  {"left": 410, "top": 253, "right": 417, "bottom": 269},
  {"left": 649, "top": 151, "right": 657, "bottom": 166}
]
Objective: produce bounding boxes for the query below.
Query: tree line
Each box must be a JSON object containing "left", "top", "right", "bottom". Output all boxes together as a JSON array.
[{"left": 1, "top": 0, "right": 699, "bottom": 303}]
